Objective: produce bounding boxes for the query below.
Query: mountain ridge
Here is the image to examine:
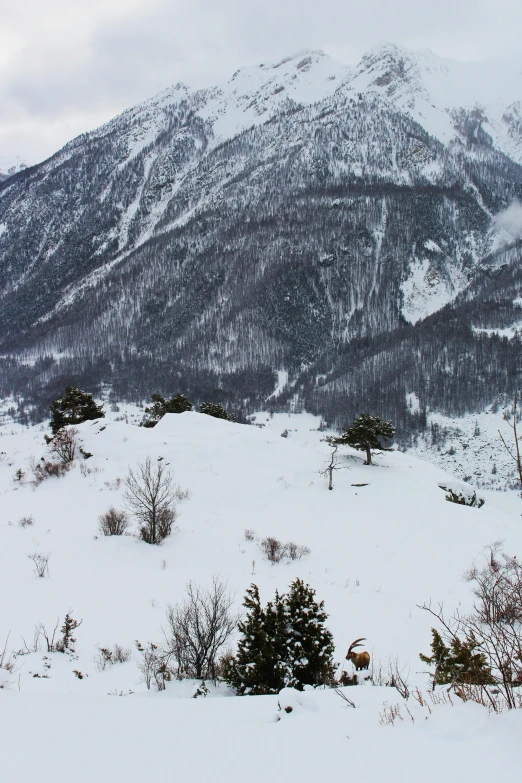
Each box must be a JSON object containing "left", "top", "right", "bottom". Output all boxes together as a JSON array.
[{"left": 1, "top": 43, "right": 522, "bottom": 430}]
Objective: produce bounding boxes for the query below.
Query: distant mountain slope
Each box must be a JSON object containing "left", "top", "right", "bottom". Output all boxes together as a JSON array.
[
  {"left": 1, "top": 46, "right": 522, "bottom": 427},
  {"left": 0, "top": 156, "right": 28, "bottom": 183}
]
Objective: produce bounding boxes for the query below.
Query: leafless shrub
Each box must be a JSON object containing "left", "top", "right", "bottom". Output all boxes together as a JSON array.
[
  {"left": 259, "top": 537, "right": 311, "bottom": 564},
  {"left": 80, "top": 463, "right": 101, "bottom": 477},
  {"left": 163, "top": 577, "right": 238, "bottom": 680},
  {"left": 35, "top": 619, "right": 60, "bottom": 652},
  {"left": 411, "top": 687, "right": 428, "bottom": 707},
  {"left": 135, "top": 641, "right": 171, "bottom": 691},
  {"left": 379, "top": 702, "right": 404, "bottom": 727},
  {"left": 260, "top": 536, "right": 286, "bottom": 563},
  {"left": 174, "top": 487, "right": 190, "bottom": 501},
  {"left": 244, "top": 529, "right": 256, "bottom": 541},
  {"left": 95, "top": 643, "right": 132, "bottom": 671},
  {"left": 285, "top": 542, "right": 311, "bottom": 561},
  {"left": 453, "top": 683, "right": 512, "bottom": 712},
  {"left": 29, "top": 550, "right": 50, "bottom": 578},
  {"left": 98, "top": 507, "right": 130, "bottom": 536},
  {"left": 0, "top": 634, "right": 17, "bottom": 685},
  {"left": 104, "top": 478, "right": 122, "bottom": 490},
  {"left": 18, "top": 626, "right": 42, "bottom": 655},
  {"left": 18, "top": 515, "right": 34, "bottom": 528},
  {"left": 124, "top": 457, "right": 181, "bottom": 545},
  {"left": 49, "top": 427, "right": 79, "bottom": 464},
  {"left": 30, "top": 456, "right": 70, "bottom": 486},
  {"left": 386, "top": 657, "right": 410, "bottom": 699},
  {"left": 107, "top": 689, "right": 134, "bottom": 696}
]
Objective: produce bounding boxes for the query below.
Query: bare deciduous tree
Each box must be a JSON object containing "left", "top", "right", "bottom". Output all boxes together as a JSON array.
[
  {"left": 124, "top": 457, "right": 179, "bottom": 545},
  {"left": 320, "top": 445, "right": 340, "bottom": 490},
  {"left": 163, "top": 577, "right": 238, "bottom": 680},
  {"left": 49, "top": 427, "right": 79, "bottom": 464}
]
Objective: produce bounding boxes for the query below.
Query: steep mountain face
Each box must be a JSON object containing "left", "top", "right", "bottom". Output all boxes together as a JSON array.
[{"left": 1, "top": 46, "right": 522, "bottom": 428}]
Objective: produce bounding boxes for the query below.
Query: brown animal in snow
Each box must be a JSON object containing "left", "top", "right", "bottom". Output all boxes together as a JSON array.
[{"left": 346, "top": 638, "right": 370, "bottom": 671}]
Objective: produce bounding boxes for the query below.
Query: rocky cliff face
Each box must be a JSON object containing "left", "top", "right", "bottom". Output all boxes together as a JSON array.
[{"left": 1, "top": 45, "right": 522, "bottom": 428}]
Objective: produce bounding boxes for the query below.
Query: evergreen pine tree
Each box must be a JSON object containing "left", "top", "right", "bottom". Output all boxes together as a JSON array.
[
  {"left": 419, "top": 628, "right": 494, "bottom": 688},
  {"left": 49, "top": 386, "right": 104, "bottom": 435},
  {"left": 224, "top": 584, "right": 287, "bottom": 694},
  {"left": 285, "top": 578, "right": 336, "bottom": 690},
  {"left": 327, "top": 413, "right": 395, "bottom": 465},
  {"left": 142, "top": 393, "right": 193, "bottom": 427},
  {"left": 199, "top": 402, "right": 235, "bottom": 422}
]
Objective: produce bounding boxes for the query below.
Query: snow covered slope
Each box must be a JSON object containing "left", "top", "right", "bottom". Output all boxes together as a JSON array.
[{"left": 1, "top": 412, "right": 521, "bottom": 780}]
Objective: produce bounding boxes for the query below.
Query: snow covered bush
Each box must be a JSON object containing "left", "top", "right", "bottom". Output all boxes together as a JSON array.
[
  {"left": 224, "top": 579, "right": 336, "bottom": 694},
  {"left": 441, "top": 485, "right": 485, "bottom": 507},
  {"left": 98, "top": 507, "right": 130, "bottom": 536},
  {"left": 141, "top": 393, "right": 193, "bottom": 427},
  {"left": 223, "top": 584, "right": 287, "bottom": 695},
  {"left": 199, "top": 402, "right": 235, "bottom": 422},
  {"left": 284, "top": 579, "right": 336, "bottom": 689}
]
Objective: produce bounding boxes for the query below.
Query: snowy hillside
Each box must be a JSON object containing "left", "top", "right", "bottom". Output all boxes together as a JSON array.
[{"left": 1, "top": 412, "right": 522, "bottom": 780}]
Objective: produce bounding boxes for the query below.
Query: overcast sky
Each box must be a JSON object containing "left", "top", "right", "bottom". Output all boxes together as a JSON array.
[{"left": 1, "top": 0, "right": 522, "bottom": 167}]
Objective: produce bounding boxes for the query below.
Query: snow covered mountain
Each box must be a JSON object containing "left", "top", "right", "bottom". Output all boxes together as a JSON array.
[
  {"left": 0, "top": 156, "right": 28, "bottom": 183},
  {"left": 1, "top": 45, "right": 522, "bottom": 430}
]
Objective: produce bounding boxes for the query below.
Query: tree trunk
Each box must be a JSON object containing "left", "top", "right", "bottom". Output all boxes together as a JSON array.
[{"left": 365, "top": 446, "right": 372, "bottom": 465}]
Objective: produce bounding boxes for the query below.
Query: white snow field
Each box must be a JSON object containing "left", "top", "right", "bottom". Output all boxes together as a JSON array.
[{"left": 1, "top": 410, "right": 522, "bottom": 781}]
